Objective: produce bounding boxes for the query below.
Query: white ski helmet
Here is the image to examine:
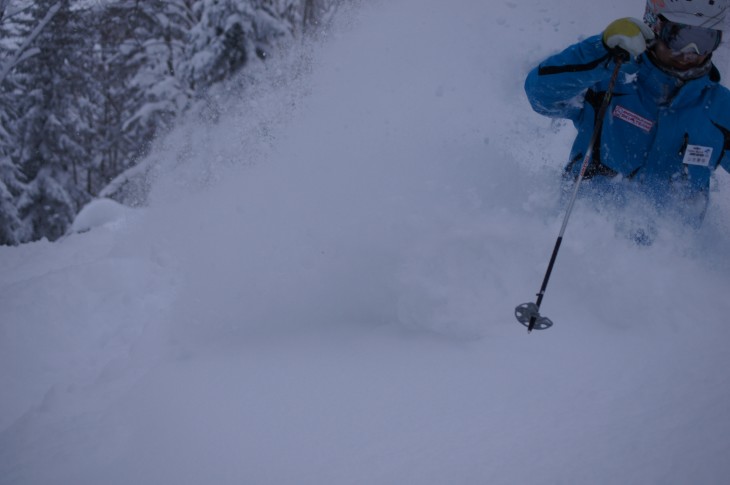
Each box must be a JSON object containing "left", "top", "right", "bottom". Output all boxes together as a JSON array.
[{"left": 644, "top": 0, "right": 727, "bottom": 30}]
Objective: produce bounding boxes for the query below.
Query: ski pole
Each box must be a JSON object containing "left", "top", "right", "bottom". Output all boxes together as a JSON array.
[{"left": 515, "top": 57, "right": 624, "bottom": 333}]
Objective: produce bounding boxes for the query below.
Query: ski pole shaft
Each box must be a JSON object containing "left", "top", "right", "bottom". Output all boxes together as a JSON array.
[{"left": 527, "top": 58, "right": 623, "bottom": 332}]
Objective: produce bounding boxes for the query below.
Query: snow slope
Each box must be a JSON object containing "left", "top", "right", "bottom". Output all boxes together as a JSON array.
[{"left": 2, "top": 0, "right": 730, "bottom": 483}]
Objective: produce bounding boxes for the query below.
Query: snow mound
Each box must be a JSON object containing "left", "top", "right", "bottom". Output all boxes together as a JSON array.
[{"left": 69, "top": 198, "right": 136, "bottom": 234}]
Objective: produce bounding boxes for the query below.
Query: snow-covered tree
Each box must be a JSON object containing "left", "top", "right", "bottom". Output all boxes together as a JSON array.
[
  {"left": 86, "top": 1, "right": 190, "bottom": 194},
  {"left": 184, "top": 0, "right": 290, "bottom": 92},
  {"left": 0, "top": 0, "right": 348, "bottom": 244},
  {"left": 16, "top": 167, "right": 75, "bottom": 241},
  {"left": 0, "top": 157, "right": 22, "bottom": 245},
  {"left": 0, "top": 4, "right": 27, "bottom": 244},
  {"left": 0, "top": 0, "right": 65, "bottom": 243},
  {"left": 12, "top": 0, "right": 92, "bottom": 240},
  {"left": 112, "top": 1, "right": 193, "bottom": 145}
]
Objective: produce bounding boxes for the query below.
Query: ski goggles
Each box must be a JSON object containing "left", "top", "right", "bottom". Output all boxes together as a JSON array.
[{"left": 658, "top": 18, "right": 722, "bottom": 56}]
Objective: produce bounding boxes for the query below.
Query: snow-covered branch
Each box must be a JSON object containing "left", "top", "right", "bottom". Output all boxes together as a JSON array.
[{"left": 0, "top": 2, "right": 61, "bottom": 86}]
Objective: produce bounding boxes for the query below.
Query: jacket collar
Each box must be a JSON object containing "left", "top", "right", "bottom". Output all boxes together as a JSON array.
[{"left": 636, "top": 53, "right": 719, "bottom": 107}]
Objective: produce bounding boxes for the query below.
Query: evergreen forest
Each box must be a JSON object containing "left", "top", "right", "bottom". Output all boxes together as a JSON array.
[{"left": 0, "top": 0, "right": 340, "bottom": 245}]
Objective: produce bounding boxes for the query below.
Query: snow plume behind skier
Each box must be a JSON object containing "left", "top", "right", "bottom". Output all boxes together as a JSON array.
[{"left": 524, "top": 0, "right": 730, "bottom": 242}]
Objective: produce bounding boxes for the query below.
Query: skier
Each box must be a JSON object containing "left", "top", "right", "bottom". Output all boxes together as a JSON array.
[{"left": 525, "top": 0, "right": 730, "bottom": 231}]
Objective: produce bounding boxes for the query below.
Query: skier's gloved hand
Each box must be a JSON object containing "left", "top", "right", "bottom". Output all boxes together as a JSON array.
[{"left": 602, "top": 18, "right": 655, "bottom": 59}]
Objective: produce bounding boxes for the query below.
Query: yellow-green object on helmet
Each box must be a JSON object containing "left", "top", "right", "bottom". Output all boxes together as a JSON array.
[{"left": 603, "top": 18, "right": 656, "bottom": 58}]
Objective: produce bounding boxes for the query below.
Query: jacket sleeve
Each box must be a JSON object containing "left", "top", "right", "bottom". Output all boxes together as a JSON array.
[
  {"left": 524, "top": 35, "right": 616, "bottom": 122},
  {"left": 721, "top": 144, "right": 730, "bottom": 174},
  {"left": 707, "top": 88, "right": 730, "bottom": 174},
  {"left": 715, "top": 96, "right": 730, "bottom": 174}
]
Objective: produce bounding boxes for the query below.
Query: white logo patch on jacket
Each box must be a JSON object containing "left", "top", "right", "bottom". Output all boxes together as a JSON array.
[{"left": 683, "top": 145, "right": 713, "bottom": 167}]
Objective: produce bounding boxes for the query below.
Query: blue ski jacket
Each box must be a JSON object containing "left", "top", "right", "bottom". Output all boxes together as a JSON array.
[{"left": 525, "top": 35, "right": 730, "bottom": 222}]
